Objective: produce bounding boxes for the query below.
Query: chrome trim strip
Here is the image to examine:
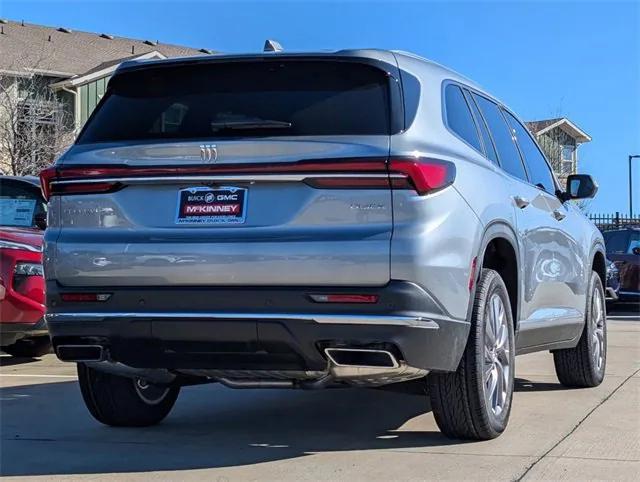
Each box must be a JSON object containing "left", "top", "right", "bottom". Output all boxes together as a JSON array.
[
  {"left": 52, "top": 173, "right": 407, "bottom": 185},
  {"left": 618, "top": 291, "right": 640, "bottom": 296},
  {"left": 0, "top": 239, "right": 42, "bottom": 252},
  {"left": 46, "top": 311, "right": 439, "bottom": 329}
]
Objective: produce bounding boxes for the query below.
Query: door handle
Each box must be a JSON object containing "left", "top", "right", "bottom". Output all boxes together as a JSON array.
[
  {"left": 553, "top": 208, "right": 566, "bottom": 221},
  {"left": 513, "top": 196, "right": 530, "bottom": 209}
]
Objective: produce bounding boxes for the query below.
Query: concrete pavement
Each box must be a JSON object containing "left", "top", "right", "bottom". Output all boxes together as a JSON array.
[{"left": 1, "top": 316, "right": 638, "bottom": 481}]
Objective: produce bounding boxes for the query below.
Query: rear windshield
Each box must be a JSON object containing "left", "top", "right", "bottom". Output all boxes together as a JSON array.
[
  {"left": 77, "top": 60, "right": 391, "bottom": 143},
  {"left": 0, "top": 179, "right": 46, "bottom": 229}
]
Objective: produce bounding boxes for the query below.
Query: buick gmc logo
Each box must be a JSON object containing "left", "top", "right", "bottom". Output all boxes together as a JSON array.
[{"left": 200, "top": 144, "right": 217, "bottom": 163}]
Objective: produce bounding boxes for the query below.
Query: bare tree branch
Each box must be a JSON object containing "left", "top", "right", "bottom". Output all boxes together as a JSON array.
[{"left": 0, "top": 56, "right": 75, "bottom": 176}]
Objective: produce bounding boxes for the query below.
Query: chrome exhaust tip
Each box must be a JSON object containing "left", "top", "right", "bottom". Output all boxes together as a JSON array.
[
  {"left": 324, "top": 348, "right": 399, "bottom": 369},
  {"left": 56, "top": 345, "right": 104, "bottom": 362}
]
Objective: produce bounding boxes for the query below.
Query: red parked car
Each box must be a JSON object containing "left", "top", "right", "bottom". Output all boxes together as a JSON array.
[{"left": 0, "top": 175, "right": 50, "bottom": 357}]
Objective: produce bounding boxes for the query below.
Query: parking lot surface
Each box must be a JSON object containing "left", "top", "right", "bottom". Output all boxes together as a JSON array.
[{"left": 1, "top": 309, "right": 639, "bottom": 481}]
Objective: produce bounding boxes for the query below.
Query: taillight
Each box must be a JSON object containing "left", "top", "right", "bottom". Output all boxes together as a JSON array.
[
  {"left": 389, "top": 158, "right": 456, "bottom": 195},
  {"left": 37, "top": 157, "right": 455, "bottom": 200},
  {"left": 39, "top": 166, "right": 57, "bottom": 201},
  {"left": 303, "top": 177, "right": 390, "bottom": 189}
]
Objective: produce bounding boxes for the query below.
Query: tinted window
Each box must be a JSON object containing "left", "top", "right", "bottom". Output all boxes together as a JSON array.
[
  {"left": 504, "top": 111, "right": 555, "bottom": 193},
  {"left": 603, "top": 231, "right": 630, "bottom": 254},
  {"left": 465, "top": 90, "right": 498, "bottom": 164},
  {"left": 628, "top": 232, "right": 640, "bottom": 253},
  {"left": 472, "top": 94, "right": 528, "bottom": 181},
  {"left": 444, "top": 84, "right": 481, "bottom": 151},
  {"left": 78, "top": 61, "right": 391, "bottom": 143},
  {"left": 0, "top": 179, "right": 46, "bottom": 228}
]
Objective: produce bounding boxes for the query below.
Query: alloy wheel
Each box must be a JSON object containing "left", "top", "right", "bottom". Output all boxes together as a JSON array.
[
  {"left": 591, "top": 286, "right": 606, "bottom": 372},
  {"left": 483, "top": 293, "right": 511, "bottom": 417},
  {"left": 134, "top": 378, "right": 171, "bottom": 405}
]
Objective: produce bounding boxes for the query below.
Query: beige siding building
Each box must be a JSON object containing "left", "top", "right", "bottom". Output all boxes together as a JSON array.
[
  {"left": 0, "top": 19, "right": 210, "bottom": 174},
  {"left": 526, "top": 117, "right": 592, "bottom": 185}
]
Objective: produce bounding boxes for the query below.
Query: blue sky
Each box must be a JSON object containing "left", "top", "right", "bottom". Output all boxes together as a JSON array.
[{"left": 2, "top": 0, "right": 639, "bottom": 214}]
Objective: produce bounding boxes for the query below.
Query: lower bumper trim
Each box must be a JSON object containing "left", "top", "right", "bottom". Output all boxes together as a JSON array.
[{"left": 45, "top": 311, "right": 441, "bottom": 329}]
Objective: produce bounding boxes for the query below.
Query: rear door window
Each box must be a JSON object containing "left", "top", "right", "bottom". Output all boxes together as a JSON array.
[
  {"left": 472, "top": 93, "right": 528, "bottom": 182},
  {"left": 444, "top": 84, "right": 482, "bottom": 152},
  {"left": 78, "top": 61, "right": 392, "bottom": 143}
]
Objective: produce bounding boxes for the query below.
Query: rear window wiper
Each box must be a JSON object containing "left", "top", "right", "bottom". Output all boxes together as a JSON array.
[{"left": 210, "top": 119, "right": 292, "bottom": 131}]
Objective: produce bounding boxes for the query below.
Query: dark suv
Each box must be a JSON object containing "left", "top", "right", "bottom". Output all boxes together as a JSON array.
[{"left": 603, "top": 227, "right": 640, "bottom": 302}]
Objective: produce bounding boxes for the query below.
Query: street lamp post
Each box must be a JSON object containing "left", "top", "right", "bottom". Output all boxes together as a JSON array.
[{"left": 630, "top": 155, "right": 640, "bottom": 217}]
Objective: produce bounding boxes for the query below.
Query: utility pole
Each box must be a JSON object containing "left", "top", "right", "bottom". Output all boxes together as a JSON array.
[{"left": 630, "top": 155, "right": 640, "bottom": 217}]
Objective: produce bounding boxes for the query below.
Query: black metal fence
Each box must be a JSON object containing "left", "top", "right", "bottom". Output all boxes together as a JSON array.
[{"left": 589, "top": 212, "right": 640, "bottom": 231}]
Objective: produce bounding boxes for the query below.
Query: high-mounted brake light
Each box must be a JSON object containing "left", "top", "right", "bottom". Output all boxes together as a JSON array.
[{"left": 389, "top": 158, "right": 456, "bottom": 195}]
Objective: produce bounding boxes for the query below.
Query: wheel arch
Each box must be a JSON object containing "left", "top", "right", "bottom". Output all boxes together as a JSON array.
[
  {"left": 469, "top": 222, "right": 521, "bottom": 331},
  {"left": 591, "top": 243, "right": 607, "bottom": 288}
]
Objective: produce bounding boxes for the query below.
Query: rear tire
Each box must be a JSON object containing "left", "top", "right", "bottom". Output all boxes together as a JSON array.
[
  {"left": 2, "top": 336, "right": 51, "bottom": 358},
  {"left": 428, "top": 268, "right": 515, "bottom": 440},
  {"left": 553, "top": 271, "right": 606, "bottom": 388},
  {"left": 77, "top": 363, "right": 180, "bottom": 427}
]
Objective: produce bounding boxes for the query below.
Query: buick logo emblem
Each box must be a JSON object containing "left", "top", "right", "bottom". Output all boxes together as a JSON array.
[{"left": 200, "top": 144, "right": 218, "bottom": 163}]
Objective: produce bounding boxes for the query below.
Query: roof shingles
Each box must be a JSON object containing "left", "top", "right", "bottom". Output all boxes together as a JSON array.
[{"left": 0, "top": 20, "right": 208, "bottom": 77}]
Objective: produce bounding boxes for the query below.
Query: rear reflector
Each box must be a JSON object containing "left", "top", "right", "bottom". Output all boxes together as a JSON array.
[
  {"left": 61, "top": 293, "right": 112, "bottom": 302},
  {"left": 309, "top": 294, "right": 379, "bottom": 304},
  {"left": 468, "top": 256, "right": 478, "bottom": 291},
  {"left": 389, "top": 158, "right": 456, "bottom": 194}
]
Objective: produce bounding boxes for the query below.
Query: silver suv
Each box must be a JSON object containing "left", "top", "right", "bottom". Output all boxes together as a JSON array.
[{"left": 42, "top": 50, "right": 606, "bottom": 440}]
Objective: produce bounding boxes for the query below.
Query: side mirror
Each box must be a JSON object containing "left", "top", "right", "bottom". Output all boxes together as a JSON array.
[
  {"left": 561, "top": 174, "right": 598, "bottom": 201},
  {"left": 632, "top": 246, "right": 640, "bottom": 256},
  {"left": 34, "top": 212, "right": 47, "bottom": 230}
]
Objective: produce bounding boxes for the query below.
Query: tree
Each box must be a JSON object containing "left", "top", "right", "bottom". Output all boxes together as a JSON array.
[{"left": 0, "top": 71, "right": 75, "bottom": 176}]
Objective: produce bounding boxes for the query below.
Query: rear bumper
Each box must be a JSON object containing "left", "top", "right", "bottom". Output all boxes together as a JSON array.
[
  {"left": 0, "top": 318, "right": 48, "bottom": 347},
  {"left": 46, "top": 281, "right": 470, "bottom": 374},
  {"left": 618, "top": 290, "right": 640, "bottom": 302}
]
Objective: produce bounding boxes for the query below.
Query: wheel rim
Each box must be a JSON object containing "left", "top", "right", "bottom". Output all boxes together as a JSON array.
[
  {"left": 591, "top": 286, "right": 606, "bottom": 372},
  {"left": 134, "top": 378, "right": 170, "bottom": 405},
  {"left": 483, "top": 293, "right": 511, "bottom": 417}
]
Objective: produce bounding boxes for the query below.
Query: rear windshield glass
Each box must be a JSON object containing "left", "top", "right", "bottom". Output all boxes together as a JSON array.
[
  {"left": 77, "top": 60, "right": 391, "bottom": 143},
  {"left": 0, "top": 180, "right": 46, "bottom": 228}
]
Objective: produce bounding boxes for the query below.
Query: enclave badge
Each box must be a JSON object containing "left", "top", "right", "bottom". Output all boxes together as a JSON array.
[{"left": 200, "top": 144, "right": 218, "bottom": 163}]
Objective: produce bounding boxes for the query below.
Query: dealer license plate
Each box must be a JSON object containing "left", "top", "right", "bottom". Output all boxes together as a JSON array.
[{"left": 175, "top": 186, "right": 247, "bottom": 224}]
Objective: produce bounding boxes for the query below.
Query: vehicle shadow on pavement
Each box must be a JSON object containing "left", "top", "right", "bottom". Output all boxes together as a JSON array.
[
  {"left": 1, "top": 379, "right": 468, "bottom": 476},
  {"left": 514, "top": 377, "right": 566, "bottom": 392},
  {"left": 0, "top": 355, "right": 41, "bottom": 367}
]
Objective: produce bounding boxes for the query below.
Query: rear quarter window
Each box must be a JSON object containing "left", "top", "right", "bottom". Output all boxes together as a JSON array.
[{"left": 444, "top": 84, "right": 482, "bottom": 152}]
